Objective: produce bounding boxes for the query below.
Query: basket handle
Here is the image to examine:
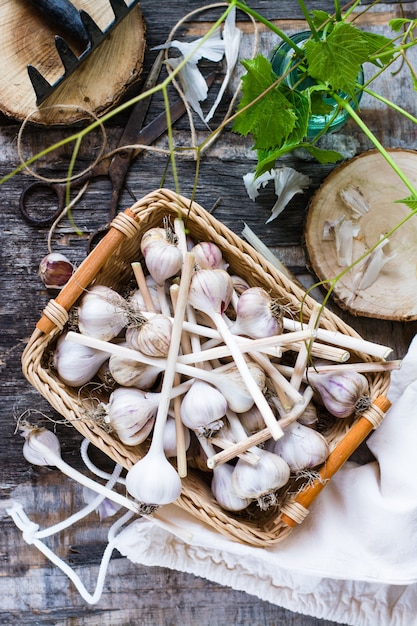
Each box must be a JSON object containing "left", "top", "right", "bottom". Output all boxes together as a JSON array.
[
  {"left": 280, "top": 395, "right": 391, "bottom": 528},
  {"left": 36, "top": 208, "right": 140, "bottom": 335}
]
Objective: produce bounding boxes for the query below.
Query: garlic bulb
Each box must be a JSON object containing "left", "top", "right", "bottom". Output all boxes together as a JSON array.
[
  {"left": 78, "top": 285, "right": 128, "bottom": 341},
  {"left": 239, "top": 405, "right": 267, "bottom": 435},
  {"left": 129, "top": 276, "right": 162, "bottom": 313},
  {"left": 297, "top": 401, "right": 318, "bottom": 426},
  {"left": 104, "top": 387, "right": 156, "bottom": 446},
  {"left": 163, "top": 416, "right": 191, "bottom": 458},
  {"left": 21, "top": 425, "right": 61, "bottom": 466},
  {"left": 211, "top": 362, "right": 266, "bottom": 414},
  {"left": 53, "top": 332, "right": 109, "bottom": 387},
  {"left": 126, "top": 449, "right": 182, "bottom": 507},
  {"left": 231, "top": 448, "right": 290, "bottom": 510},
  {"left": 269, "top": 421, "right": 329, "bottom": 472},
  {"left": 108, "top": 348, "right": 162, "bottom": 389},
  {"left": 180, "top": 380, "right": 227, "bottom": 436},
  {"left": 191, "top": 241, "right": 228, "bottom": 270},
  {"left": 126, "top": 314, "right": 172, "bottom": 358},
  {"left": 230, "top": 274, "right": 251, "bottom": 295},
  {"left": 230, "top": 287, "right": 284, "bottom": 339},
  {"left": 140, "top": 226, "right": 183, "bottom": 285},
  {"left": 189, "top": 268, "right": 233, "bottom": 316},
  {"left": 308, "top": 370, "right": 371, "bottom": 418},
  {"left": 211, "top": 463, "right": 250, "bottom": 512}
]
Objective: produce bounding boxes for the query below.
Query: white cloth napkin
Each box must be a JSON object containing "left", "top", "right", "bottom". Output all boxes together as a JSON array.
[{"left": 114, "top": 335, "right": 417, "bottom": 626}]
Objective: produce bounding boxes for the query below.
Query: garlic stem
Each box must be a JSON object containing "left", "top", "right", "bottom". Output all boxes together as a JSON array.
[
  {"left": 131, "top": 262, "right": 157, "bottom": 313},
  {"left": 282, "top": 317, "right": 392, "bottom": 359},
  {"left": 207, "top": 436, "right": 260, "bottom": 465},
  {"left": 274, "top": 360, "right": 401, "bottom": 379},
  {"left": 290, "top": 304, "right": 320, "bottom": 391},
  {"left": 248, "top": 350, "right": 303, "bottom": 410},
  {"left": 283, "top": 342, "right": 350, "bottom": 363},
  {"left": 209, "top": 311, "right": 283, "bottom": 440},
  {"left": 177, "top": 329, "right": 315, "bottom": 364},
  {"left": 206, "top": 387, "right": 314, "bottom": 469}
]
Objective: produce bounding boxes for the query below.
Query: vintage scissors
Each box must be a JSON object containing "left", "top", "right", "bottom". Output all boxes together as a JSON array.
[{"left": 20, "top": 55, "right": 214, "bottom": 251}]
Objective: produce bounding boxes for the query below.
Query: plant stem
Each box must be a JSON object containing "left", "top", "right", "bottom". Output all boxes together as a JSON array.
[{"left": 296, "top": 0, "right": 319, "bottom": 39}]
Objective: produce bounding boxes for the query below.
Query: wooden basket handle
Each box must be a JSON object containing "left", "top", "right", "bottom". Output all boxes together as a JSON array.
[
  {"left": 280, "top": 395, "right": 391, "bottom": 528},
  {"left": 36, "top": 208, "right": 140, "bottom": 335}
]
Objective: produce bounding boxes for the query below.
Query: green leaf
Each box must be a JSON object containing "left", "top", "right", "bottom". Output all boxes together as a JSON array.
[
  {"left": 303, "top": 145, "right": 344, "bottom": 164},
  {"left": 305, "top": 22, "right": 369, "bottom": 95},
  {"left": 396, "top": 196, "right": 417, "bottom": 211},
  {"left": 233, "top": 55, "right": 297, "bottom": 150},
  {"left": 389, "top": 18, "right": 417, "bottom": 33},
  {"left": 359, "top": 31, "right": 396, "bottom": 65},
  {"left": 311, "top": 10, "right": 334, "bottom": 30}
]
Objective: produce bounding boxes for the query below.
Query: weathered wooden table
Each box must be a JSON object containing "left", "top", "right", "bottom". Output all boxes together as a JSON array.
[{"left": 2, "top": 1, "right": 417, "bottom": 624}]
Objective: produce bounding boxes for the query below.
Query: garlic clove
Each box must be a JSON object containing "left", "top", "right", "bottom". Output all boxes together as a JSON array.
[
  {"left": 270, "top": 421, "right": 329, "bottom": 472},
  {"left": 308, "top": 370, "right": 370, "bottom": 418},
  {"left": 78, "top": 285, "right": 128, "bottom": 341},
  {"left": 53, "top": 332, "right": 109, "bottom": 387},
  {"left": 39, "top": 252, "right": 75, "bottom": 290}
]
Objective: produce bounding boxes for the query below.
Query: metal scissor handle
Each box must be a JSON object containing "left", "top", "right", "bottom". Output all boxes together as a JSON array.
[{"left": 19, "top": 180, "right": 70, "bottom": 227}]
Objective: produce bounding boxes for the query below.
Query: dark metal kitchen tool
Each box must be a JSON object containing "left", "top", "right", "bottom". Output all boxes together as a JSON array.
[{"left": 26, "top": 0, "right": 140, "bottom": 105}]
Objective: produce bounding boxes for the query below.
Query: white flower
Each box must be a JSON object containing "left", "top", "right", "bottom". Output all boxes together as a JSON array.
[
  {"left": 243, "top": 166, "right": 312, "bottom": 223},
  {"left": 155, "top": 28, "right": 225, "bottom": 64},
  {"left": 166, "top": 56, "right": 208, "bottom": 121}
]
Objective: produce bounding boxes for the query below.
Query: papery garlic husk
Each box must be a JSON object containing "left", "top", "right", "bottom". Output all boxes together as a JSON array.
[
  {"left": 211, "top": 463, "right": 250, "bottom": 512},
  {"left": 269, "top": 421, "right": 329, "bottom": 472},
  {"left": 129, "top": 276, "right": 162, "bottom": 313},
  {"left": 20, "top": 425, "right": 62, "bottom": 466},
  {"left": 39, "top": 252, "right": 75, "bottom": 289},
  {"left": 125, "top": 314, "right": 172, "bottom": 358},
  {"left": 163, "top": 416, "right": 191, "bottom": 458},
  {"left": 231, "top": 448, "right": 290, "bottom": 510},
  {"left": 78, "top": 285, "right": 128, "bottom": 341},
  {"left": 108, "top": 347, "right": 161, "bottom": 389},
  {"left": 231, "top": 287, "right": 284, "bottom": 339},
  {"left": 53, "top": 332, "right": 109, "bottom": 387},
  {"left": 126, "top": 449, "right": 182, "bottom": 507},
  {"left": 180, "top": 380, "right": 227, "bottom": 436},
  {"left": 191, "top": 241, "right": 228, "bottom": 270},
  {"left": 104, "top": 387, "right": 156, "bottom": 446},
  {"left": 140, "top": 226, "right": 183, "bottom": 285},
  {"left": 308, "top": 370, "right": 371, "bottom": 418}
]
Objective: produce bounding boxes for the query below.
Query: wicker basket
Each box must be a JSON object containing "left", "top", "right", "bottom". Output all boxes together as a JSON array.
[{"left": 22, "top": 188, "right": 391, "bottom": 546}]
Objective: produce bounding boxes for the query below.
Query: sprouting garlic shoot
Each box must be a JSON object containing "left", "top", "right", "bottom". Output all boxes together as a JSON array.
[
  {"left": 126, "top": 313, "right": 172, "bottom": 358},
  {"left": 230, "top": 287, "right": 284, "bottom": 339},
  {"left": 53, "top": 332, "right": 109, "bottom": 387},
  {"left": 308, "top": 370, "right": 371, "bottom": 418},
  {"left": 269, "top": 421, "right": 329, "bottom": 472},
  {"left": 231, "top": 448, "right": 290, "bottom": 510},
  {"left": 78, "top": 285, "right": 128, "bottom": 341},
  {"left": 180, "top": 380, "right": 227, "bottom": 436},
  {"left": 39, "top": 252, "right": 75, "bottom": 290},
  {"left": 20, "top": 425, "right": 62, "bottom": 466}
]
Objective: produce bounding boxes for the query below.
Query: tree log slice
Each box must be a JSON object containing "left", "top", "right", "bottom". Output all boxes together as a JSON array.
[
  {"left": 0, "top": 0, "right": 146, "bottom": 125},
  {"left": 305, "top": 149, "right": 417, "bottom": 321}
]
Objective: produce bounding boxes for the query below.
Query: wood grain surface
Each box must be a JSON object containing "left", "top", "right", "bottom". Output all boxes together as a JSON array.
[{"left": 2, "top": 1, "right": 417, "bottom": 624}]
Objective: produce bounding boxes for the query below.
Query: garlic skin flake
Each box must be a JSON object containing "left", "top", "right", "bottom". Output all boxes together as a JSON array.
[
  {"left": 356, "top": 236, "right": 396, "bottom": 290},
  {"left": 339, "top": 184, "right": 369, "bottom": 217},
  {"left": 334, "top": 218, "right": 361, "bottom": 267}
]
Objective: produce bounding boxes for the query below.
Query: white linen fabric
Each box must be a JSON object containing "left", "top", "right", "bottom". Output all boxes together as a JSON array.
[{"left": 114, "top": 335, "right": 417, "bottom": 626}]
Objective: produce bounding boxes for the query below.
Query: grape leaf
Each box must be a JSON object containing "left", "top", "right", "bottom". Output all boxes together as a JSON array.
[
  {"left": 302, "top": 145, "right": 343, "bottom": 164},
  {"left": 396, "top": 196, "right": 417, "bottom": 211},
  {"left": 233, "top": 55, "right": 297, "bottom": 150},
  {"left": 305, "top": 22, "right": 369, "bottom": 95},
  {"left": 359, "top": 31, "right": 396, "bottom": 65},
  {"left": 311, "top": 10, "right": 334, "bottom": 30},
  {"left": 389, "top": 18, "right": 417, "bottom": 32}
]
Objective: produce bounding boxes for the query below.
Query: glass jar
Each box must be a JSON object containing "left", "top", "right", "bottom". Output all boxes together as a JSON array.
[{"left": 270, "top": 31, "right": 364, "bottom": 137}]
